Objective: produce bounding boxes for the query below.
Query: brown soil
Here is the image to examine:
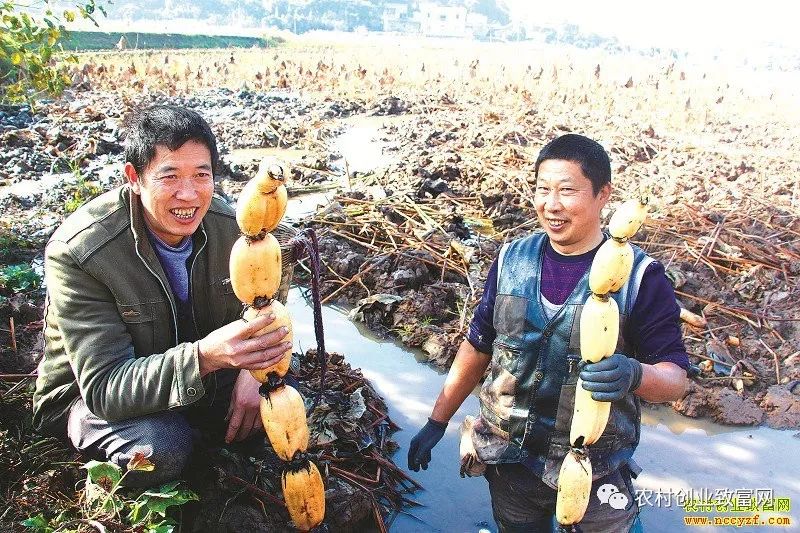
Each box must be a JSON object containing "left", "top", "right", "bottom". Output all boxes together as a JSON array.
[{"left": 2, "top": 40, "right": 799, "bottom": 529}]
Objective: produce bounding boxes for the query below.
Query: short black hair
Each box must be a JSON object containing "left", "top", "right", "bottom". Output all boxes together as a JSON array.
[
  {"left": 124, "top": 105, "right": 219, "bottom": 178},
  {"left": 534, "top": 134, "right": 611, "bottom": 195}
]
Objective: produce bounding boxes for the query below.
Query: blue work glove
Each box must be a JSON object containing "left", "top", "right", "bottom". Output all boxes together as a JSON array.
[
  {"left": 579, "top": 353, "right": 643, "bottom": 402},
  {"left": 407, "top": 418, "right": 447, "bottom": 471}
]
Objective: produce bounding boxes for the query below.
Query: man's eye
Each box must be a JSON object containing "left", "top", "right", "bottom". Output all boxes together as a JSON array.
[
  {"left": 196, "top": 172, "right": 212, "bottom": 179},
  {"left": 160, "top": 174, "right": 177, "bottom": 180}
]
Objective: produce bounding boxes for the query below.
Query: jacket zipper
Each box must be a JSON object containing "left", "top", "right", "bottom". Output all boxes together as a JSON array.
[
  {"left": 188, "top": 227, "right": 207, "bottom": 342},
  {"left": 189, "top": 227, "right": 216, "bottom": 404}
]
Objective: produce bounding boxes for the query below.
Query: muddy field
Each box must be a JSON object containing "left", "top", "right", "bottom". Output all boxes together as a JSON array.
[{"left": 1, "top": 37, "right": 799, "bottom": 530}]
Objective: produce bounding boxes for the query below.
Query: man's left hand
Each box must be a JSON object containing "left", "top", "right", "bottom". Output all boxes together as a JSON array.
[
  {"left": 225, "top": 370, "right": 264, "bottom": 443},
  {"left": 579, "top": 353, "right": 643, "bottom": 402}
]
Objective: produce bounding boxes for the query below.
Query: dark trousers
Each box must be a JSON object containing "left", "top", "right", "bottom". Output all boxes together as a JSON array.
[
  {"left": 67, "top": 369, "right": 239, "bottom": 487},
  {"left": 485, "top": 463, "right": 643, "bottom": 533}
]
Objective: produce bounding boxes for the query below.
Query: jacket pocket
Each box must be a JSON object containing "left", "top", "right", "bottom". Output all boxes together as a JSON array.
[
  {"left": 209, "top": 277, "right": 242, "bottom": 326},
  {"left": 117, "top": 302, "right": 156, "bottom": 357}
]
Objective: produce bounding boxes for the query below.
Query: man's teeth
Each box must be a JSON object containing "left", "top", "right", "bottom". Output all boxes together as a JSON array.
[
  {"left": 549, "top": 219, "right": 567, "bottom": 227},
  {"left": 171, "top": 208, "right": 196, "bottom": 219}
]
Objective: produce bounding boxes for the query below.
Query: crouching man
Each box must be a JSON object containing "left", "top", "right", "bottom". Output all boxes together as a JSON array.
[{"left": 33, "top": 105, "right": 294, "bottom": 486}]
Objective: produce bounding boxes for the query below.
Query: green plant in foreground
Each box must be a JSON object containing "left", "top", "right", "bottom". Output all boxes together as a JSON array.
[
  {"left": 22, "top": 453, "right": 199, "bottom": 533},
  {"left": 0, "top": 263, "right": 41, "bottom": 293}
]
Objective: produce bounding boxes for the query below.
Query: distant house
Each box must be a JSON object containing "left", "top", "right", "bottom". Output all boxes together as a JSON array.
[
  {"left": 418, "top": 2, "right": 467, "bottom": 38},
  {"left": 383, "top": 2, "right": 417, "bottom": 33}
]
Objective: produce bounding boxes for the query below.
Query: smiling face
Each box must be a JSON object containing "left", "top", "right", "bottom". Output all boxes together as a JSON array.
[
  {"left": 534, "top": 159, "right": 611, "bottom": 255},
  {"left": 124, "top": 140, "right": 214, "bottom": 246}
]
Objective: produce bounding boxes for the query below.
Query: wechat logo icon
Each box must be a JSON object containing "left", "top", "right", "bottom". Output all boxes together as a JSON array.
[{"left": 597, "top": 483, "right": 629, "bottom": 510}]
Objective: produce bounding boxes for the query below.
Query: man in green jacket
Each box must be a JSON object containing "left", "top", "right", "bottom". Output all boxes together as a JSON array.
[{"left": 33, "top": 105, "right": 293, "bottom": 486}]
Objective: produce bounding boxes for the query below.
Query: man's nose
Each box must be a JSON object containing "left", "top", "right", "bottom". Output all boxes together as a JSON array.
[
  {"left": 175, "top": 178, "right": 199, "bottom": 198},
  {"left": 544, "top": 191, "right": 562, "bottom": 210},
  {"left": 175, "top": 178, "right": 200, "bottom": 200}
]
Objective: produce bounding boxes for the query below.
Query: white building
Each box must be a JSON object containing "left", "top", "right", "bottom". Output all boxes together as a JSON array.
[
  {"left": 418, "top": 2, "right": 467, "bottom": 38},
  {"left": 383, "top": 2, "right": 418, "bottom": 33}
]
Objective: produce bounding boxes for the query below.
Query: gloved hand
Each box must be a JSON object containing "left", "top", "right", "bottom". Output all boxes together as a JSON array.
[
  {"left": 579, "top": 353, "right": 643, "bottom": 402},
  {"left": 407, "top": 418, "right": 447, "bottom": 471}
]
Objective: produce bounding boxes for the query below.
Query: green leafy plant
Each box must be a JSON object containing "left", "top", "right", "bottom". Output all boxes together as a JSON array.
[
  {"left": 63, "top": 156, "right": 102, "bottom": 213},
  {"left": 22, "top": 453, "right": 199, "bottom": 532},
  {"left": 392, "top": 322, "right": 415, "bottom": 338},
  {"left": 0, "top": 262, "right": 41, "bottom": 293},
  {"left": 1, "top": 1, "right": 108, "bottom": 104},
  {"left": 19, "top": 514, "right": 54, "bottom": 532},
  {"left": 64, "top": 177, "right": 101, "bottom": 213}
]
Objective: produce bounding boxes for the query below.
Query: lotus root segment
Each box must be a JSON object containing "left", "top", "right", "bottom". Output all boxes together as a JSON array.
[
  {"left": 282, "top": 459, "right": 326, "bottom": 531},
  {"left": 588, "top": 238, "right": 633, "bottom": 295},
  {"left": 229, "top": 233, "right": 282, "bottom": 305},
  {"left": 459, "top": 415, "right": 486, "bottom": 477},
  {"left": 569, "top": 378, "right": 611, "bottom": 447},
  {"left": 260, "top": 384, "right": 309, "bottom": 461},
  {"left": 556, "top": 447, "right": 593, "bottom": 525},
  {"left": 245, "top": 302, "right": 293, "bottom": 382},
  {"left": 236, "top": 174, "right": 288, "bottom": 236},
  {"left": 579, "top": 294, "right": 619, "bottom": 363},
  {"left": 608, "top": 198, "right": 648, "bottom": 240}
]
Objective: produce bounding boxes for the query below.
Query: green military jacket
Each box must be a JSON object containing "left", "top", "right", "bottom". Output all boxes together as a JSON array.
[{"left": 32, "top": 185, "right": 244, "bottom": 437}]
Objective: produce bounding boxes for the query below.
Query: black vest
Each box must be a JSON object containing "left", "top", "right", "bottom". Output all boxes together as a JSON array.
[{"left": 471, "top": 233, "right": 652, "bottom": 488}]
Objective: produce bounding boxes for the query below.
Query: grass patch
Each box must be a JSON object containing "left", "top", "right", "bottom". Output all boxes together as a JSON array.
[
  {"left": 0, "top": 226, "right": 37, "bottom": 265},
  {"left": 62, "top": 31, "right": 284, "bottom": 51},
  {"left": 0, "top": 383, "right": 197, "bottom": 532},
  {"left": 63, "top": 178, "right": 102, "bottom": 214}
]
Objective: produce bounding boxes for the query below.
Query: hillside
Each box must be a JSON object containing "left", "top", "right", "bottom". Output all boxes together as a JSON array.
[{"left": 100, "top": 0, "right": 509, "bottom": 32}]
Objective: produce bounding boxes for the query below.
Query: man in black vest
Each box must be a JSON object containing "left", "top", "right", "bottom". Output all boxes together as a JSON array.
[{"left": 408, "top": 134, "right": 688, "bottom": 532}]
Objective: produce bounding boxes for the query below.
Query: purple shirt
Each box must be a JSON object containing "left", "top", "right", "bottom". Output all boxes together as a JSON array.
[{"left": 467, "top": 237, "right": 690, "bottom": 369}]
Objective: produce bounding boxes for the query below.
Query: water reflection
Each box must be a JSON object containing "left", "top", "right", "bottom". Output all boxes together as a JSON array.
[{"left": 288, "top": 288, "right": 798, "bottom": 532}]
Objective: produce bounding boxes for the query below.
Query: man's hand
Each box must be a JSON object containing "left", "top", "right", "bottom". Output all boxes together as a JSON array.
[
  {"left": 225, "top": 370, "right": 264, "bottom": 443},
  {"left": 407, "top": 418, "right": 447, "bottom": 471},
  {"left": 580, "top": 353, "right": 643, "bottom": 402},
  {"left": 197, "top": 313, "right": 291, "bottom": 376}
]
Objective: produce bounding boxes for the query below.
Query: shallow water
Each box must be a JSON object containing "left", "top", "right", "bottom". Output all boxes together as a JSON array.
[
  {"left": 287, "top": 288, "right": 799, "bottom": 532},
  {"left": 227, "top": 113, "right": 409, "bottom": 222},
  {"left": 331, "top": 114, "right": 413, "bottom": 175}
]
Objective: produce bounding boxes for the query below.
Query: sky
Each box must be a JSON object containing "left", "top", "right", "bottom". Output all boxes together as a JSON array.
[{"left": 504, "top": 0, "right": 800, "bottom": 52}]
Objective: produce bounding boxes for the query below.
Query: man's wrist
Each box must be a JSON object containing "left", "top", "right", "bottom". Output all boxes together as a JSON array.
[
  {"left": 629, "top": 357, "right": 643, "bottom": 392},
  {"left": 427, "top": 417, "right": 448, "bottom": 430},
  {"left": 196, "top": 341, "right": 214, "bottom": 377}
]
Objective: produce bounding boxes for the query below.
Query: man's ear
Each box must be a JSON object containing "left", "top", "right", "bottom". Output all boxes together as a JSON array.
[
  {"left": 599, "top": 182, "right": 612, "bottom": 205},
  {"left": 124, "top": 162, "right": 142, "bottom": 195}
]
